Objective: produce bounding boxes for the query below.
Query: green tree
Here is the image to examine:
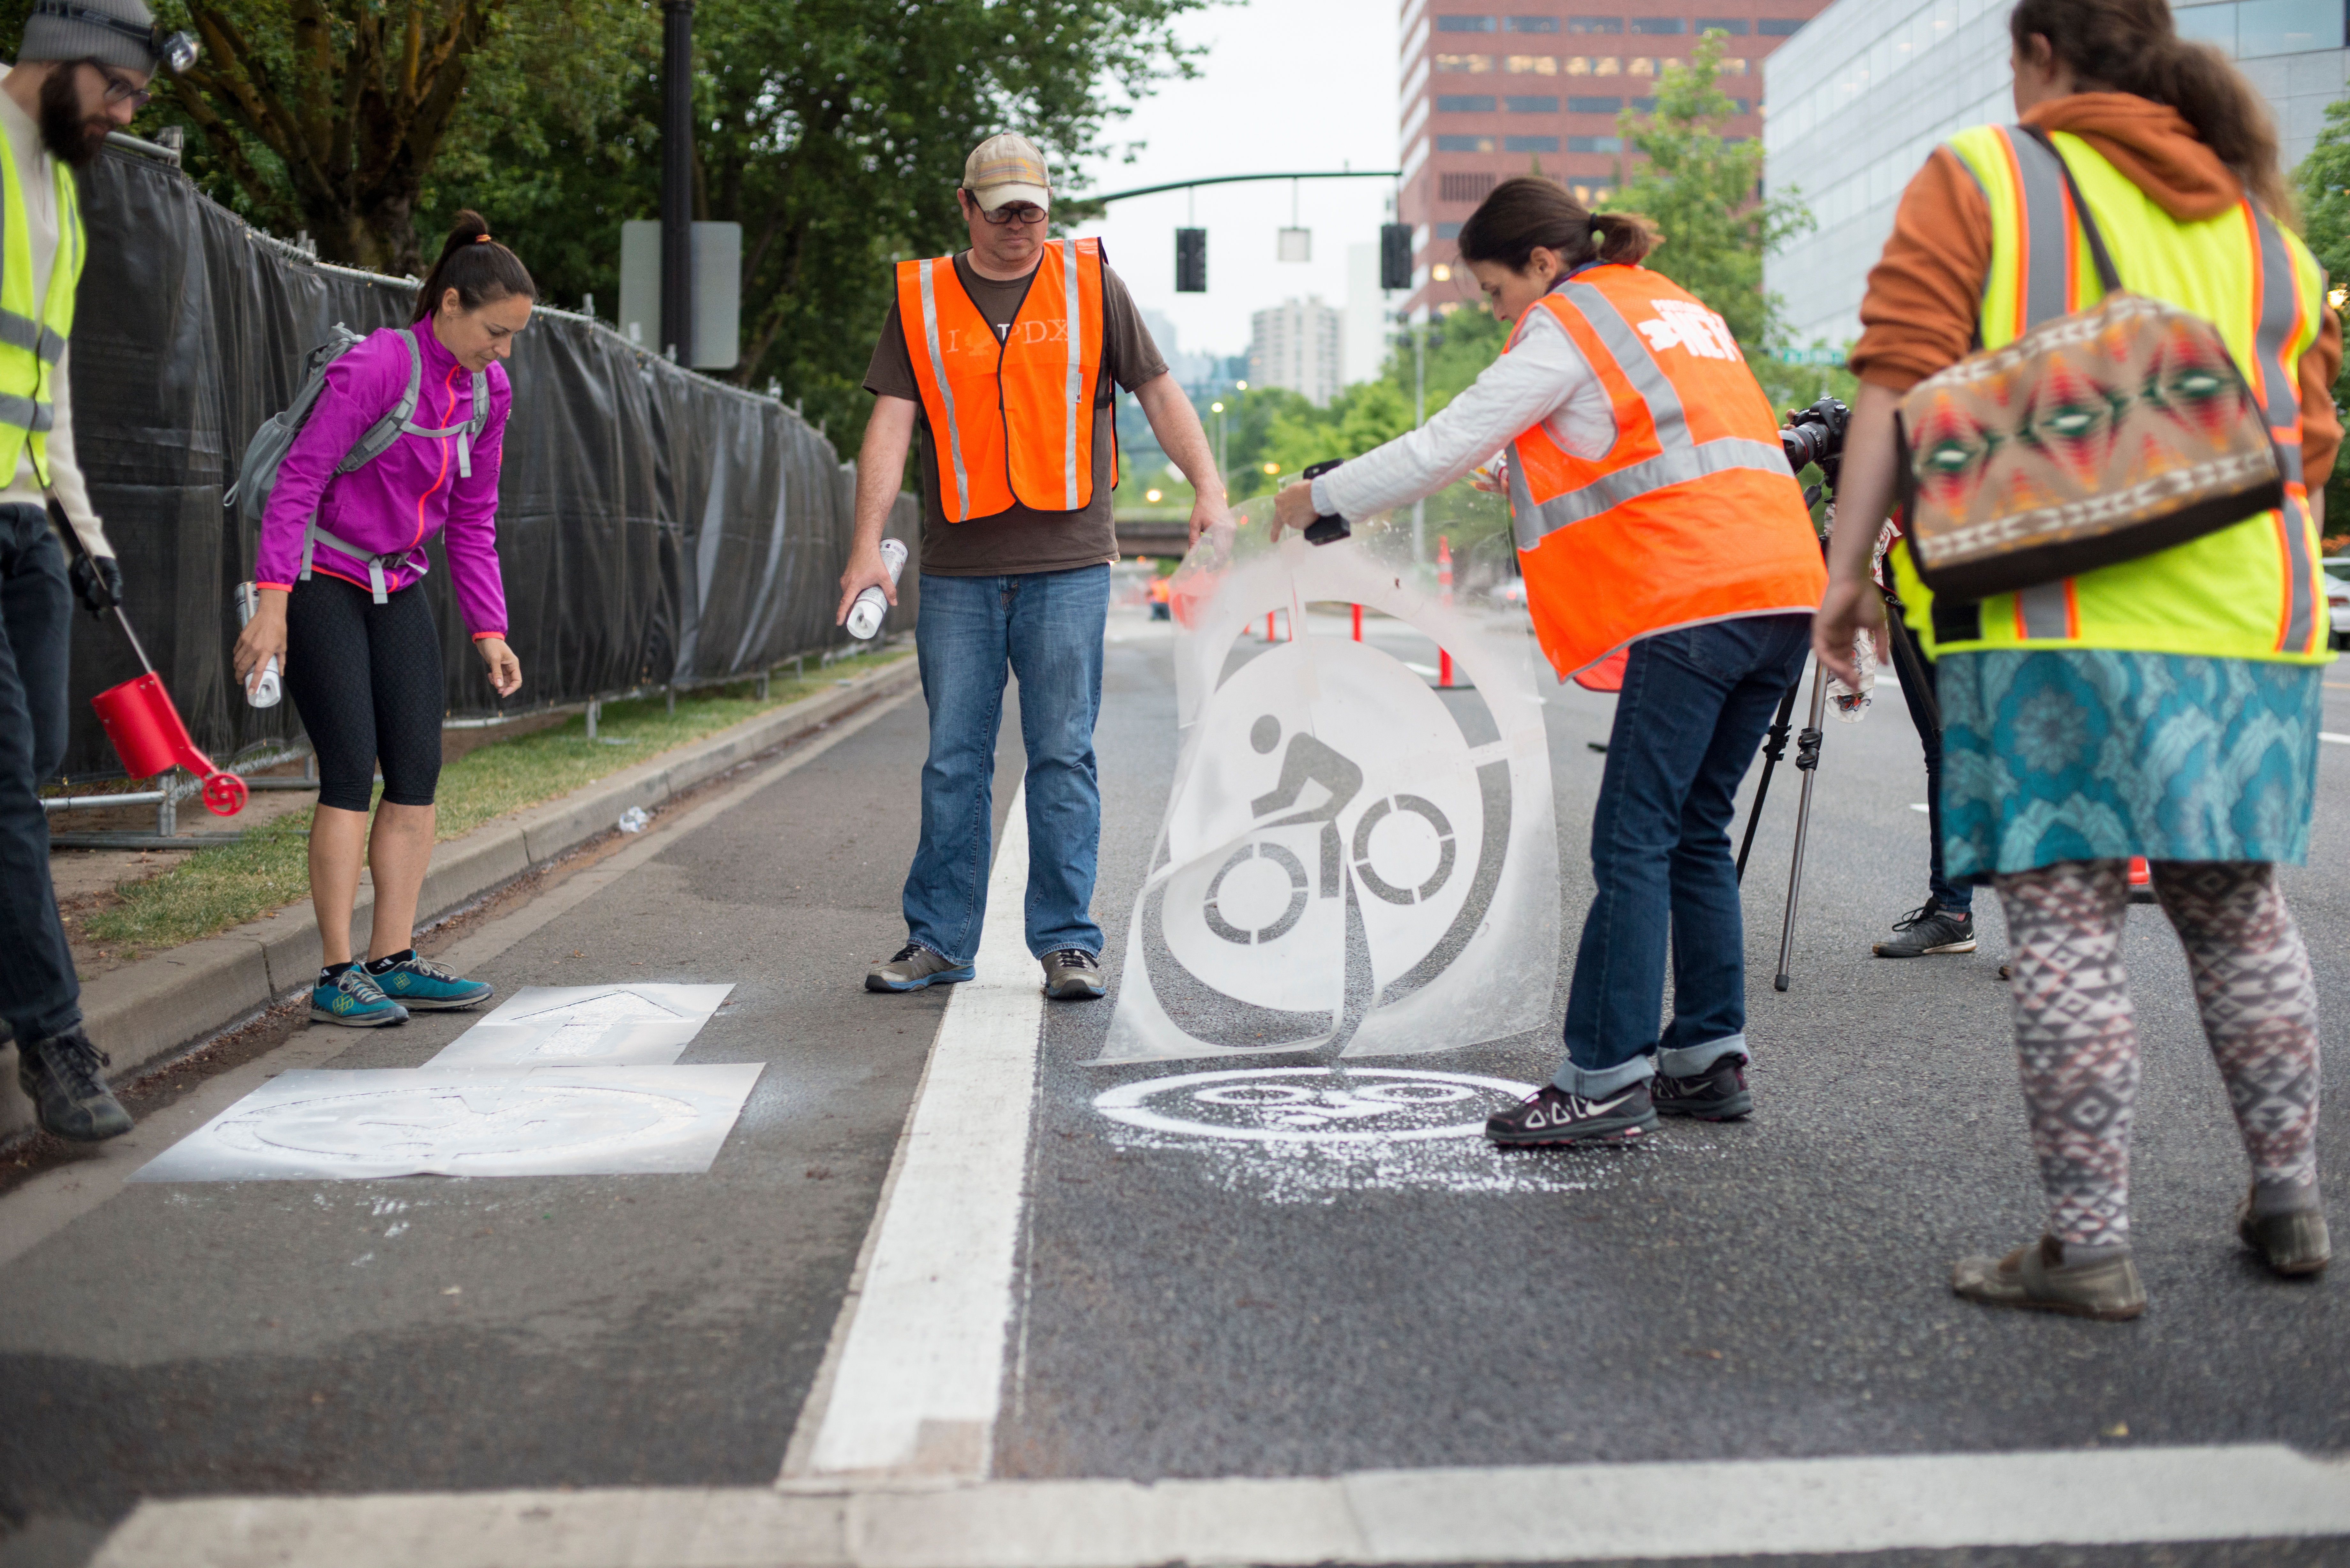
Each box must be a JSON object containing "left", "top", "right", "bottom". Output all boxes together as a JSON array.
[
  {"left": 147, "top": 0, "right": 648, "bottom": 274},
  {"left": 1608, "top": 30, "right": 1811, "bottom": 350},
  {"left": 442, "top": 0, "right": 1203, "bottom": 451}
]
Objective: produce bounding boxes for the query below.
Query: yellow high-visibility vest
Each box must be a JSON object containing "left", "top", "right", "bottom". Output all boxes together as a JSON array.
[{"left": 1893, "top": 123, "right": 2330, "bottom": 664}]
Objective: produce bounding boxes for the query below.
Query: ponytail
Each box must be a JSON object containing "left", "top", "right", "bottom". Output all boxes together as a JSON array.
[
  {"left": 1456, "top": 176, "right": 1661, "bottom": 279},
  {"left": 2009, "top": 0, "right": 2294, "bottom": 222},
  {"left": 412, "top": 209, "right": 539, "bottom": 325}
]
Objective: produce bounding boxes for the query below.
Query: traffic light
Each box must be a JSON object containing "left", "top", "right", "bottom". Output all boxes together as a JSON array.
[
  {"left": 1379, "top": 223, "right": 1413, "bottom": 291},
  {"left": 1175, "top": 227, "right": 1207, "bottom": 293}
]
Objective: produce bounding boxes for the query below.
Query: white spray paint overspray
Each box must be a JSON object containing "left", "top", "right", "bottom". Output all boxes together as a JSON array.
[{"left": 1096, "top": 499, "right": 1559, "bottom": 1064}]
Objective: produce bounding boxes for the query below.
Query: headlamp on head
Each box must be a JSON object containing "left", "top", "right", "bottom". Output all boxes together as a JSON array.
[{"left": 27, "top": 0, "right": 200, "bottom": 73}]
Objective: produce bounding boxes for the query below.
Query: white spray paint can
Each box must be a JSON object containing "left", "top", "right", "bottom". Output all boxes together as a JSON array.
[
  {"left": 234, "top": 582, "right": 282, "bottom": 708},
  {"left": 846, "top": 538, "right": 908, "bottom": 640}
]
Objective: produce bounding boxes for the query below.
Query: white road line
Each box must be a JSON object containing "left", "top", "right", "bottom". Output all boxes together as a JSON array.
[
  {"left": 0, "top": 691, "right": 915, "bottom": 1269},
  {"left": 92, "top": 1444, "right": 2350, "bottom": 1567},
  {"left": 792, "top": 784, "right": 1042, "bottom": 1481},
  {"left": 2321, "top": 731, "right": 2350, "bottom": 745}
]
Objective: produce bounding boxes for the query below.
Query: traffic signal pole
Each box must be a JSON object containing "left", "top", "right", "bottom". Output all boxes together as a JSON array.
[{"left": 660, "top": 0, "right": 695, "bottom": 365}]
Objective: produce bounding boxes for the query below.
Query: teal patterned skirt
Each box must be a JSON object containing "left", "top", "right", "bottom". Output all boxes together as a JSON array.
[{"left": 1936, "top": 650, "right": 2324, "bottom": 882}]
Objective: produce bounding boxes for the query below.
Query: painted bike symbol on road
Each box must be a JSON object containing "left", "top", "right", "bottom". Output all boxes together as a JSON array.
[{"left": 1094, "top": 1067, "right": 1538, "bottom": 1145}]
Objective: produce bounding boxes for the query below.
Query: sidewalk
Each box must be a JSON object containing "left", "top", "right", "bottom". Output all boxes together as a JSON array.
[{"left": 2, "top": 655, "right": 922, "bottom": 1144}]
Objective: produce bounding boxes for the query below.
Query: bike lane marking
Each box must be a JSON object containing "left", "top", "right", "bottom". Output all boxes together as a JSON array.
[
  {"left": 788, "top": 782, "right": 1041, "bottom": 1481},
  {"left": 95, "top": 1443, "right": 2350, "bottom": 1565},
  {"left": 0, "top": 690, "right": 916, "bottom": 1267}
]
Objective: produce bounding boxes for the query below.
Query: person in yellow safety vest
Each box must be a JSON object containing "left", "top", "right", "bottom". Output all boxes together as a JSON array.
[
  {"left": 838, "top": 133, "right": 1230, "bottom": 1002},
  {"left": 0, "top": 0, "right": 186, "bottom": 1145},
  {"left": 1272, "top": 176, "right": 1827, "bottom": 1148},
  {"left": 1815, "top": 0, "right": 2339, "bottom": 1319}
]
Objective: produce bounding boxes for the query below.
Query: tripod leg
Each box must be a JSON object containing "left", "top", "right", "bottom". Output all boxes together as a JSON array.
[
  {"left": 1773, "top": 662, "right": 1831, "bottom": 992},
  {"left": 1735, "top": 678, "right": 1802, "bottom": 885}
]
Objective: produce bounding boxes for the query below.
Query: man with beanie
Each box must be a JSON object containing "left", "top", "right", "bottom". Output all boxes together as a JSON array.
[
  {"left": 0, "top": 0, "right": 187, "bottom": 1141},
  {"left": 838, "top": 132, "right": 1227, "bottom": 1001}
]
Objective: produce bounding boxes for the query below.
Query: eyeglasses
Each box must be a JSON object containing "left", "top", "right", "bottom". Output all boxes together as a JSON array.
[
  {"left": 89, "top": 62, "right": 151, "bottom": 109},
  {"left": 974, "top": 200, "right": 1048, "bottom": 226}
]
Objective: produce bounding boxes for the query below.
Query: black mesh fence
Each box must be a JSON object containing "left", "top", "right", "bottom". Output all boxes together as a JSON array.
[{"left": 59, "top": 144, "right": 915, "bottom": 780}]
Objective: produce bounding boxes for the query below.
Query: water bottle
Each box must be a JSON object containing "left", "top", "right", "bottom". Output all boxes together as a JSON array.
[
  {"left": 846, "top": 538, "right": 908, "bottom": 640},
  {"left": 234, "top": 582, "right": 282, "bottom": 708},
  {"left": 1827, "top": 631, "right": 1875, "bottom": 723}
]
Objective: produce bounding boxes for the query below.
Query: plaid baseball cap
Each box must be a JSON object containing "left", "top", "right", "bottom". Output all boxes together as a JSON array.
[{"left": 962, "top": 133, "right": 1051, "bottom": 212}]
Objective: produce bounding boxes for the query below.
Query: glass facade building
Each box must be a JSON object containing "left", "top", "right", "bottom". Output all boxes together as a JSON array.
[{"left": 1764, "top": 0, "right": 2348, "bottom": 353}]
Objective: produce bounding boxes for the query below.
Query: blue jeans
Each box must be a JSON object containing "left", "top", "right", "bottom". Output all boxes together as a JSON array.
[
  {"left": 1554, "top": 614, "right": 1811, "bottom": 1097},
  {"left": 905, "top": 565, "right": 1109, "bottom": 963},
  {"left": 1894, "top": 646, "right": 1970, "bottom": 914},
  {"left": 0, "top": 504, "right": 79, "bottom": 1046}
]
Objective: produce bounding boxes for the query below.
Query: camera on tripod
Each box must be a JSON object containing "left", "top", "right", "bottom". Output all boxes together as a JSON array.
[{"left": 1778, "top": 396, "right": 1850, "bottom": 489}]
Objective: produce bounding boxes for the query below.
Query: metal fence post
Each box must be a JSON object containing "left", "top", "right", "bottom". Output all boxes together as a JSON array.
[{"left": 586, "top": 698, "right": 600, "bottom": 739}]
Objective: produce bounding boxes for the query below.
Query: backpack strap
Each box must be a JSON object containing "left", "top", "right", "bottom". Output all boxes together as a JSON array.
[{"left": 299, "top": 517, "right": 407, "bottom": 604}]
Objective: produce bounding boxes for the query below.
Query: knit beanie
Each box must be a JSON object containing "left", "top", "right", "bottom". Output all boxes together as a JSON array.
[{"left": 18, "top": 0, "right": 160, "bottom": 70}]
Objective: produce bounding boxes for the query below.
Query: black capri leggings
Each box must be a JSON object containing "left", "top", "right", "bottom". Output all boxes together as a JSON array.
[{"left": 284, "top": 575, "right": 443, "bottom": 813}]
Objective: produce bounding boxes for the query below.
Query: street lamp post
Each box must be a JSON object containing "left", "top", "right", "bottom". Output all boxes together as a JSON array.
[{"left": 1210, "top": 399, "right": 1226, "bottom": 478}]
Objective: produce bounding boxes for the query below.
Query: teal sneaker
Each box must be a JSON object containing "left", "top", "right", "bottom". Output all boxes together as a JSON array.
[
  {"left": 367, "top": 952, "right": 494, "bottom": 1011},
  {"left": 312, "top": 965, "right": 410, "bottom": 1028}
]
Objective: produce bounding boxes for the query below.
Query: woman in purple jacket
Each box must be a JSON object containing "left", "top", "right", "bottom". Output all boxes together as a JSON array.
[{"left": 232, "top": 211, "right": 534, "bottom": 1027}]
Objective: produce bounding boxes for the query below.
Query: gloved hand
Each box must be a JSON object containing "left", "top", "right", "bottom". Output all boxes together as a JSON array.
[{"left": 68, "top": 551, "right": 122, "bottom": 616}]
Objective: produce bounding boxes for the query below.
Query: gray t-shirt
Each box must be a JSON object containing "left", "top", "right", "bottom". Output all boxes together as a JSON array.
[{"left": 864, "top": 252, "right": 1166, "bottom": 577}]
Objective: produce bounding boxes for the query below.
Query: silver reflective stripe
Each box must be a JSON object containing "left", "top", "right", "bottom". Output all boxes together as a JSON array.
[
  {"left": 0, "top": 391, "right": 51, "bottom": 431},
  {"left": 2005, "top": 128, "right": 2079, "bottom": 326},
  {"left": 2248, "top": 206, "right": 2317, "bottom": 650},
  {"left": 1507, "top": 449, "right": 1543, "bottom": 552},
  {"left": 1556, "top": 279, "right": 1690, "bottom": 447},
  {"left": 1518, "top": 438, "right": 1791, "bottom": 538},
  {"left": 0, "top": 310, "right": 62, "bottom": 361},
  {"left": 2015, "top": 582, "right": 2070, "bottom": 639},
  {"left": 916, "top": 259, "right": 972, "bottom": 519},
  {"left": 1061, "top": 237, "right": 1081, "bottom": 509}
]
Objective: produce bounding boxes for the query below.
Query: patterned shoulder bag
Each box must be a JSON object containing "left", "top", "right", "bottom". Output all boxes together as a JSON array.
[{"left": 1895, "top": 126, "right": 2284, "bottom": 600}]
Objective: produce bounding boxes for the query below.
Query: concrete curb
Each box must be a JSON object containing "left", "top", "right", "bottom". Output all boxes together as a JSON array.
[{"left": 4, "top": 657, "right": 921, "bottom": 1142}]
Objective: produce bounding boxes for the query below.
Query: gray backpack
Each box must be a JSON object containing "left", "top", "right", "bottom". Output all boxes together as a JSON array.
[{"left": 225, "top": 324, "right": 490, "bottom": 602}]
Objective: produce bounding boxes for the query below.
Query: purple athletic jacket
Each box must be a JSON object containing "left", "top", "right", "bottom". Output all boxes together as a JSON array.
[{"left": 254, "top": 324, "right": 513, "bottom": 639}]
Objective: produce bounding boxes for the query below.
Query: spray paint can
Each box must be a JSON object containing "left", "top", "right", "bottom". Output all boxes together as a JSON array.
[
  {"left": 846, "top": 538, "right": 908, "bottom": 640},
  {"left": 233, "top": 582, "right": 282, "bottom": 708}
]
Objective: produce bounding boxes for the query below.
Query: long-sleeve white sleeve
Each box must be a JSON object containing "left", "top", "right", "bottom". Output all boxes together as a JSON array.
[
  {"left": 1311, "top": 308, "right": 1614, "bottom": 521},
  {"left": 40, "top": 346, "right": 108, "bottom": 559}
]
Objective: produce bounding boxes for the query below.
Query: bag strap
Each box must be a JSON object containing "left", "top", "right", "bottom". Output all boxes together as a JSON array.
[{"left": 2014, "top": 124, "right": 2125, "bottom": 300}]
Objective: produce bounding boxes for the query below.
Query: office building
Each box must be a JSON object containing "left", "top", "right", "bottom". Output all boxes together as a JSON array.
[
  {"left": 1764, "top": 0, "right": 2347, "bottom": 353},
  {"left": 1250, "top": 297, "right": 1346, "bottom": 406},
  {"left": 1396, "top": 0, "right": 1833, "bottom": 317},
  {"left": 1141, "top": 307, "right": 1222, "bottom": 394}
]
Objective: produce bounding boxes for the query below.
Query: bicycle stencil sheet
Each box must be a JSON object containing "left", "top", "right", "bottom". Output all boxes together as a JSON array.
[{"left": 1096, "top": 502, "right": 1560, "bottom": 1064}]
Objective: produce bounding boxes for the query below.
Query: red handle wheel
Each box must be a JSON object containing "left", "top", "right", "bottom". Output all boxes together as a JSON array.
[{"left": 201, "top": 770, "right": 249, "bottom": 817}]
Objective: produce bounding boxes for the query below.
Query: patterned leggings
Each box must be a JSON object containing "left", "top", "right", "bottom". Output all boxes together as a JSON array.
[{"left": 1994, "top": 859, "right": 2322, "bottom": 1247}]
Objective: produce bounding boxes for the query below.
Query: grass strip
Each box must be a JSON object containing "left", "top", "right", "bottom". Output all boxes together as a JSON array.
[{"left": 80, "top": 649, "right": 910, "bottom": 958}]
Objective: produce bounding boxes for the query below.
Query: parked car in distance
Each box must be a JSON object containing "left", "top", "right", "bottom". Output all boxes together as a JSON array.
[{"left": 2326, "top": 561, "right": 2350, "bottom": 651}]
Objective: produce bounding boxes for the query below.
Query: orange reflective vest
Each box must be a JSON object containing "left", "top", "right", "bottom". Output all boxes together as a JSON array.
[
  {"left": 1506, "top": 265, "right": 1825, "bottom": 682},
  {"left": 895, "top": 239, "right": 1107, "bottom": 520}
]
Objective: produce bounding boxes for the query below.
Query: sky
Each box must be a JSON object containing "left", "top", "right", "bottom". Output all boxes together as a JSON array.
[{"left": 1067, "top": 0, "right": 1401, "bottom": 367}]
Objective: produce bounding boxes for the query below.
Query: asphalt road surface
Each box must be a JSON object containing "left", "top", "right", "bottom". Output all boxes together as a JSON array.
[{"left": 2, "top": 600, "right": 2345, "bottom": 1566}]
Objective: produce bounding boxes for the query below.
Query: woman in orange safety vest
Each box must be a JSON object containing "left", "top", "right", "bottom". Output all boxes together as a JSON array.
[{"left": 1272, "top": 176, "right": 1823, "bottom": 1149}]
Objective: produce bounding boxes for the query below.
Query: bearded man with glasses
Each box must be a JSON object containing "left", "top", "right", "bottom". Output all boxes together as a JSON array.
[
  {"left": 0, "top": 0, "right": 194, "bottom": 1142},
  {"left": 842, "top": 132, "right": 1229, "bottom": 1001}
]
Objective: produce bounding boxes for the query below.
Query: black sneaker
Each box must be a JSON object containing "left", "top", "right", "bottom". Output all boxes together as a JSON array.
[
  {"left": 1873, "top": 902, "right": 1976, "bottom": 958},
  {"left": 1654, "top": 1057, "right": 1753, "bottom": 1120},
  {"left": 1486, "top": 1082, "right": 1657, "bottom": 1147},
  {"left": 18, "top": 1026, "right": 133, "bottom": 1142}
]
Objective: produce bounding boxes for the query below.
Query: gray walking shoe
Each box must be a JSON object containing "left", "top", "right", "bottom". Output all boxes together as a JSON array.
[
  {"left": 1041, "top": 948, "right": 1105, "bottom": 1000},
  {"left": 866, "top": 943, "right": 974, "bottom": 993},
  {"left": 1952, "top": 1235, "right": 2146, "bottom": 1321},
  {"left": 1874, "top": 901, "right": 1976, "bottom": 957},
  {"left": 2239, "top": 1188, "right": 2330, "bottom": 1277},
  {"left": 18, "top": 1027, "right": 133, "bottom": 1142}
]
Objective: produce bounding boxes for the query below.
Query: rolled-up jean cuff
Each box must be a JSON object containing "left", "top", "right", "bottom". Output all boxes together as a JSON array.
[
  {"left": 4, "top": 1000, "right": 82, "bottom": 1052},
  {"left": 1657, "top": 1032, "right": 1749, "bottom": 1080},
  {"left": 1552, "top": 1052, "right": 1656, "bottom": 1098}
]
